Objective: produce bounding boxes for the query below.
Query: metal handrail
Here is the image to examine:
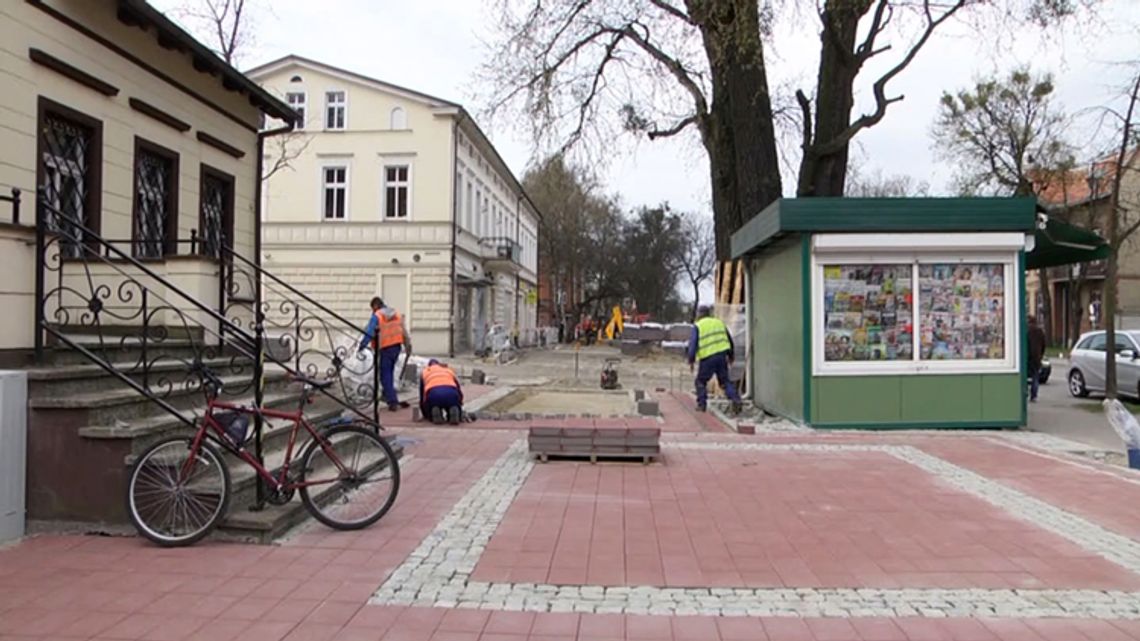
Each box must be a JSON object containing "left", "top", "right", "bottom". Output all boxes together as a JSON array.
[{"left": 0, "top": 188, "right": 22, "bottom": 225}]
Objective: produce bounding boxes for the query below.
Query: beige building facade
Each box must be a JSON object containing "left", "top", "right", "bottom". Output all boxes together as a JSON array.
[
  {"left": 0, "top": 0, "right": 294, "bottom": 359},
  {"left": 249, "top": 56, "right": 540, "bottom": 356}
]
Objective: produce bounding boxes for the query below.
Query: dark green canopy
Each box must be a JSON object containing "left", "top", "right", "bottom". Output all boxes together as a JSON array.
[{"left": 1027, "top": 214, "right": 1110, "bottom": 269}]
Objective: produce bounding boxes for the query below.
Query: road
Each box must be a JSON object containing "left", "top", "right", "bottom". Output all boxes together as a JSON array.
[{"left": 1026, "top": 357, "right": 1127, "bottom": 453}]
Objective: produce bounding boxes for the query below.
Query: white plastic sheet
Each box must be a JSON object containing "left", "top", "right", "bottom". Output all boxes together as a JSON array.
[{"left": 1104, "top": 398, "right": 1140, "bottom": 449}]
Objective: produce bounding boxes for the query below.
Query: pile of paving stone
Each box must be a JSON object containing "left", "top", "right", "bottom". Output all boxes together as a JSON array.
[
  {"left": 620, "top": 323, "right": 691, "bottom": 357},
  {"left": 528, "top": 424, "right": 661, "bottom": 463}
]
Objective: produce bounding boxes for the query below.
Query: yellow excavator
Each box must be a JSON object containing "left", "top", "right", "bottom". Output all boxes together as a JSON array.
[{"left": 603, "top": 305, "right": 624, "bottom": 341}]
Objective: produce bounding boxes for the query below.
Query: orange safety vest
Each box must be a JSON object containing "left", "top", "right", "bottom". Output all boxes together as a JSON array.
[
  {"left": 372, "top": 311, "right": 405, "bottom": 349},
  {"left": 422, "top": 364, "right": 458, "bottom": 393}
]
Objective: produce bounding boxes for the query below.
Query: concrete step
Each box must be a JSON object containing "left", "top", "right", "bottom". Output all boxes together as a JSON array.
[
  {"left": 29, "top": 370, "right": 292, "bottom": 425},
  {"left": 36, "top": 337, "right": 248, "bottom": 366},
  {"left": 81, "top": 389, "right": 326, "bottom": 455},
  {"left": 26, "top": 356, "right": 255, "bottom": 398},
  {"left": 217, "top": 434, "right": 404, "bottom": 543}
]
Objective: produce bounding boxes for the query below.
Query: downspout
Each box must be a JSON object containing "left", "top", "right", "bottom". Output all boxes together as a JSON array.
[
  {"left": 515, "top": 194, "right": 522, "bottom": 341},
  {"left": 448, "top": 114, "right": 464, "bottom": 357}
]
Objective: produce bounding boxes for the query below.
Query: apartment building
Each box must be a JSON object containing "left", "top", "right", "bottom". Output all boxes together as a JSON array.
[{"left": 248, "top": 56, "right": 541, "bottom": 355}]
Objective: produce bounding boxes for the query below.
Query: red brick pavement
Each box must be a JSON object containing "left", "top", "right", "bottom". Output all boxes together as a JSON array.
[
  {"left": 4, "top": 429, "right": 1140, "bottom": 640},
  {"left": 473, "top": 447, "right": 1138, "bottom": 590}
]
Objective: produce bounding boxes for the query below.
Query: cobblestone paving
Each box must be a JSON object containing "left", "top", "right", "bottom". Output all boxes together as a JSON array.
[{"left": 371, "top": 440, "right": 1140, "bottom": 619}]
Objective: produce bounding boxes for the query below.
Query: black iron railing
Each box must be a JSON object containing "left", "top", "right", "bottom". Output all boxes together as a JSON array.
[
  {"left": 221, "top": 247, "right": 381, "bottom": 425},
  {"left": 1, "top": 188, "right": 21, "bottom": 225},
  {"left": 33, "top": 197, "right": 383, "bottom": 506}
]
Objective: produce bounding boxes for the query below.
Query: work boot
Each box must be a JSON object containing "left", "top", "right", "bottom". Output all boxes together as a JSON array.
[
  {"left": 431, "top": 407, "right": 445, "bottom": 424},
  {"left": 448, "top": 406, "right": 462, "bottom": 425},
  {"left": 695, "top": 405, "right": 706, "bottom": 413},
  {"left": 388, "top": 403, "right": 401, "bottom": 412}
]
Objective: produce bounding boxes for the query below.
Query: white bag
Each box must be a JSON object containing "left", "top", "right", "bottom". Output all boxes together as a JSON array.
[{"left": 1104, "top": 398, "right": 1140, "bottom": 449}]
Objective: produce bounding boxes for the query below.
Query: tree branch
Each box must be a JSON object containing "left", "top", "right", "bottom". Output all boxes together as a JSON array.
[
  {"left": 558, "top": 31, "right": 624, "bottom": 153},
  {"left": 647, "top": 115, "right": 698, "bottom": 140},
  {"left": 795, "top": 89, "right": 814, "bottom": 149},
  {"left": 855, "top": 0, "right": 892, "bottom": 63},
  {"left": 619, "top": 22, "right": 709, "bottom": 117},
  {"left": 647, "top": 0, "right": 693, "bottom": 25},
  {"left": 812, "top": 0, "right": 967, "bottom": 157}
]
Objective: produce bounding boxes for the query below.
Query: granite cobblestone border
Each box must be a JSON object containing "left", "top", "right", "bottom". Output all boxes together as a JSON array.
[{"left": 370, "top": 439, "right": 1140, "bottom": 618}]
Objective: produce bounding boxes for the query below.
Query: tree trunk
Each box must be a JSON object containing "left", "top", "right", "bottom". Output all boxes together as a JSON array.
[
  {"left": 691, "top": 0, "right": 783, "bottom": 259},
  {"left": 797, "top": 1, "right": 869, "bottom": 197},
  {"left": 691, "top": 280, "right": 701, "bottom": 323},
  {"left": 1038, "top": 268, "right": 1053, "bottom": 346}
]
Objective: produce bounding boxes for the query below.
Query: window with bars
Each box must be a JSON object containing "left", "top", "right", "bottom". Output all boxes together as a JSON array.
[
  {"left": 132, "top": 140, "right": 178, "bottom": 259},
  {"left": 199, "top": 166, "right": 233, "bottom": 259},
  {"left": 384, "top": 165, "right": 409, "bottom": 219},
  {"left": 38, "top": 103, "right": 101, "bottom": 258},
  {"left": 325, "top": 91, "right": 346, "bottom": 129},
  {"left": 286, "top": 92, "right": 306, "bottom": 130},
  {"left": 323, "top": 166, "right": 347, "bottom": 220}
]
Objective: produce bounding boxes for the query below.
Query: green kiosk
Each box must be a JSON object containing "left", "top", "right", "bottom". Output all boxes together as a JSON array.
[{"left": 730, "top": 197, "right": 1106, "bottom": 430}]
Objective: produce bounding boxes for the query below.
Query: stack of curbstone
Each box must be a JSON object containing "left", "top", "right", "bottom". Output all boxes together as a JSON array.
[
  {"left": 621, "top": 323, "right": 692, "bottom": 357},
  {"left": 528, "top": 424, "right": 661, "bottom": 463}
]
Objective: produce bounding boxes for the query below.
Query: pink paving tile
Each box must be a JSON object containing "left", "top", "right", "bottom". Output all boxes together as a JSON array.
[
  {"left": 437, "top": 609, "right": 490, "bottom": 633},
  {"left": 849, "top": 618, "right": 909, "bottom": 641},
  {"left": 483, "top": 611, "right": 535, "bottom": 635},
  {"left": 473, "top": 446, "right": 1140, "bottom": 590}
]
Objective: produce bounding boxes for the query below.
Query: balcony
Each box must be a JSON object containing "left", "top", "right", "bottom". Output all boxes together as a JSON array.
[{"left": 480, "top": 236, "right": 521, "bottom": 270}]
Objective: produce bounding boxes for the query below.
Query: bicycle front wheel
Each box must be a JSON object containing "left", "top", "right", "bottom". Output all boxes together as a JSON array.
[
  {"left": 127, "top": 437, "right": 230, "bottom": 547},
  {"left": 299, "top": 425, "right": 400, "bottom": 530}
]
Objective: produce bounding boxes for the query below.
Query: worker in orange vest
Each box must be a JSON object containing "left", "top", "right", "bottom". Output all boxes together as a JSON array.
[
  {"left": 358, "top": 296, "right": 412, "bottom": 411},
  {"left": 419, "top": 359, "right": 463, "bottom": 424}
]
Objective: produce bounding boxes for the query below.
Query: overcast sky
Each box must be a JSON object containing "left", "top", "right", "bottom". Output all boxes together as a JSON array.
[{"left": 154, "top": 0, "right": 1140, "bottom": 303}]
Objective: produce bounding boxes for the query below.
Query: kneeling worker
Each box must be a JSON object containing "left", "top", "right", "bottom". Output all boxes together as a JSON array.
[
  {"left": 420, "top": 359, "right": 464, "bottom": 425},
  {"left": 688, "top": 305, "right": 743, "bottom": 414}
]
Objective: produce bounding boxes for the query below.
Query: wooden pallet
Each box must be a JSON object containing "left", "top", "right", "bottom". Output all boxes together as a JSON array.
[{"left": 532, "top": 450, "right": 658, "bottom": 464}]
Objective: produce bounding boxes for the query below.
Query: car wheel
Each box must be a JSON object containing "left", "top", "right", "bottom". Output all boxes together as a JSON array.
[{"left": 1068, "top": 369, "right": 1089, "bottom": 398}]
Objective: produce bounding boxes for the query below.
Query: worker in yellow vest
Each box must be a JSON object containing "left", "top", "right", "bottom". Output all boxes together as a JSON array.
[
  {"left": 359, "top": 296, "right": 412, "bottom": 411},
  {"left": 419, "top": 359, "right": 463, "bottom": 424},
  {"left": 687, "top": 305, "right": 743, "bottom": 414}
]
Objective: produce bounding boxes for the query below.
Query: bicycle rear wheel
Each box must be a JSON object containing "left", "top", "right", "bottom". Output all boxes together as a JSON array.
[
  {"left": 299, "top": 425, "right": 400, "bottom": 530},
  {"left": 127, "top": 437, "right": 230, "bottom": 546}
]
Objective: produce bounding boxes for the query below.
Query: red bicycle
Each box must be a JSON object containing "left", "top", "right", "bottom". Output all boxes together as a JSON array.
[{"left": 125, "top": 372, "right": 400, "bottom": 546}]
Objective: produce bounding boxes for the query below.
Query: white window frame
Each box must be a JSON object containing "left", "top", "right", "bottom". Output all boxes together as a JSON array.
[
  {"left": 324, "top": 90, "right": 347, "bottom": 130},
  {"left": 811, "top": 233, "right": 1023, "bottom": 377},
  {"left": 382, "top": 163, "right": 412, "bottom": 220},
  {"left": 320, "top": 164, "right": 349, "bottom": 221},
  {"left": 285, "top": 91, "right": 307, "bottom": 130},
  {"left": 465, "top": 176, "right": 474, "bottom": 232}
]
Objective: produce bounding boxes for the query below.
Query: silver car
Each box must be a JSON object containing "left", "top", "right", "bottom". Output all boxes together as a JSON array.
[{"left": 1068, "top": 330, "right": 1140, "bottom": 399}]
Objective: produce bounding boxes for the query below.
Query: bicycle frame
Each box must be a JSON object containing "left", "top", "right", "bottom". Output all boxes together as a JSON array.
[{"left": 181, "top": 393, "right": 352, "bottom": 493}]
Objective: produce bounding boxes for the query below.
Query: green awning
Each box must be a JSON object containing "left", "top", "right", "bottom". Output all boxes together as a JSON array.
[{"left": 1027, "top": 214, "right": 1110, "bottom": 269}]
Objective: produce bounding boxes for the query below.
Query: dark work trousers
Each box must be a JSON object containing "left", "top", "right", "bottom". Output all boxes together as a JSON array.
[{"left": 695, "top": 352, "right": 741, "bottom": 409}]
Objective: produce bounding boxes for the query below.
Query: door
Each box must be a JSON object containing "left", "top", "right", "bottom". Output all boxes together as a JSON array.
[
  {"left": 474, "top": 287, "right": 487, "bottom": 351},
  {"left": 379, "top": 273, "right": 410, "bottom": 329},
  {"left": 1080, "top": 333, "right": 1108, "bottom": 392},
  {"left": 1115, "top": 334, "right": 1140, "bottom": 398},
  {"left": 456, "top": 287, "right": 471, "bottom": 352}
]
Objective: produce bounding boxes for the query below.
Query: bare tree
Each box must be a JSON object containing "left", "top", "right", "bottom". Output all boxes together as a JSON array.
[
  {"left": 174, "top": 0, "right": 256, "bottom": 66},
  {"left": 845, "top": 166, "right": 931, "bottom": 197},
  {"left": 481, "top": 0, "right": 1092, "bottom": 259},
  {"left": 677, "top": 212, "right": 716, "bottom": 320},
  {"left": 175, "top": 0, "right": 309, "bottom": 180},
  {"left": 1101, "top": 69, "right": 1140, "bottom": 399},
  {"left": 932, "top": 68, "right": 1072, "bottom": 197}
]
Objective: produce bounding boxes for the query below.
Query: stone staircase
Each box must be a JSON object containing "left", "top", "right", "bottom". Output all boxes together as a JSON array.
[{"left": 25, "top": 339, "right": 394, "bottom": 543}]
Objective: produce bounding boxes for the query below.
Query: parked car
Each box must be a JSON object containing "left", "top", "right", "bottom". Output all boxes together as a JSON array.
[{"left": 1067, "top": 330, "right": 1140, "bottom": 399}]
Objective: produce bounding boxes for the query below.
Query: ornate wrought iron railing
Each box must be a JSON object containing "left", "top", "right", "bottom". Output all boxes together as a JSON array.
[
  {"left": 221, "top": 247, "right": 381, "bottom": 424},
  {"left": 1, "top": 188, "right": 21, "bottom": 225},
  {"left": 33, "top": 197, "right": 383, "bottom": 504}
]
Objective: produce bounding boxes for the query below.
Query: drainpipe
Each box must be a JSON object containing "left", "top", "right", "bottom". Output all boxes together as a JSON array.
[
  {"left": 515, "top": 194, "right": 522, "bottom": 342},
  {"left": 448, "top": 114, "right": 464, "bottom": 357},
  {"left": 252, "top": 119, "right": 294, "bottom": 509}
]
